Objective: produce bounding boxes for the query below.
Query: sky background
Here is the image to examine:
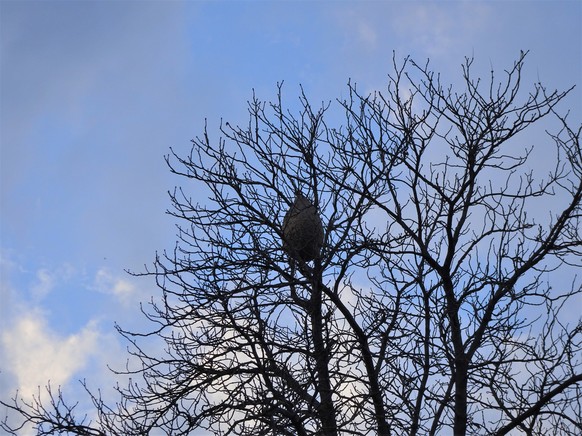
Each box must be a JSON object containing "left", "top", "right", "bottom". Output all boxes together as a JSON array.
[{"left": 1, "top": 0, "right": 581, "bottom": 431}]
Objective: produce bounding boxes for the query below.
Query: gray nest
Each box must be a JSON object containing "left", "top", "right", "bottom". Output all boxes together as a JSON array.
[{"left": 282, "top": 192, "right": 324, "bottom": 262}]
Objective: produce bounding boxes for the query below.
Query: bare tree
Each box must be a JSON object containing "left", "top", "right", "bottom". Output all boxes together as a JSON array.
[{"left": 2, "top": 52, "right": 581, "bottom": 435}]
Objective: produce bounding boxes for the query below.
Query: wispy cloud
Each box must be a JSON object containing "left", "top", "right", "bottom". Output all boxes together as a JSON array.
[
  {"left": 332, "top": 2, "right": 493, "bottom": 63},
  {"left": 331, "top": 6, "right": 380, "bottom": 52},
  {"left": 93, "top": 267, "right": 143, "bottom": 307},
  {"left": 390, "top": 2, "right": 493, "bottom": 59},
  {"left": 30, "top": 263, "right": 75, "bottom": 301},
  {"left": 30, "top": 269, "right": 55, "bottom": 299}
]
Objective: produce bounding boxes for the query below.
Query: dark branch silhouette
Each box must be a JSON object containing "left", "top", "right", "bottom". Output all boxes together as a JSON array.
[{"left": 2, "top": 51, "right": 581, "bottom": 435}]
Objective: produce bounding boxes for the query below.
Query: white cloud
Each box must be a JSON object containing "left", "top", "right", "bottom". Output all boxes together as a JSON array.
[
  {"left": 0, "top": 293, "right": 128, "bottom": 434},
  {"left": 0, "top": 251, "right": 143, "bottom": 434},
  {"left": 1, "top": 308, "right": 100, "bottom": 399}
]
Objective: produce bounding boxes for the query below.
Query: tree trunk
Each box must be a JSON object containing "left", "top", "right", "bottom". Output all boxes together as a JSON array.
[
  {"left": 443, "top": 276, "right": 467, "bottom": 436},
  {"left": 454, "top": 357, "right": 468, "bottom": 436},
  {"left": 310, "top": 271, "right": 338, "bottom": 436}
]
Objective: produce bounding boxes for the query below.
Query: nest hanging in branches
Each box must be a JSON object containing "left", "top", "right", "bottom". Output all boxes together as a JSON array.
[{"left": 282, "top": 192, "right": 324, "bottom": 262}]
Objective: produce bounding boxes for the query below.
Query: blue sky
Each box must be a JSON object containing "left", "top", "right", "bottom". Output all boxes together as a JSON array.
[{"left": 1, "top": 0, "right": 581, "bottom": 429}]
